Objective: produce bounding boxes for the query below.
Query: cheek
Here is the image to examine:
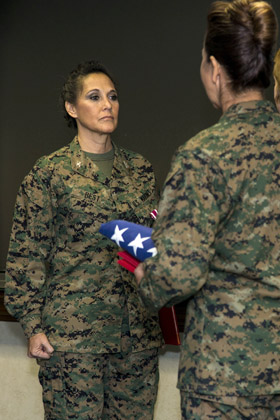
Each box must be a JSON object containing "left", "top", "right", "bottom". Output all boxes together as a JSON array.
[
  {"left": 200, "top": 59, "right": 208, "bottom": 85},
  {"left": 81, "top": 103, "right": 98, "bottom": 119},
  {"left": 113, "top": 103, "right": 120, "bottom": 116},
  {"left": 274, "top": 83, "right": 278, "bottom": 99},
  {"left": 200, "top": 66, "right": 207, "bottom": 89},
  {"left": 200, "top": 62, "right": 203, "bottom": 80}
]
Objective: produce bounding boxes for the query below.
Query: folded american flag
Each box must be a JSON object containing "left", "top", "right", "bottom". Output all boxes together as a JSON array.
[{"left": 99, "top": 219, "right": 157, "bottom": 264}]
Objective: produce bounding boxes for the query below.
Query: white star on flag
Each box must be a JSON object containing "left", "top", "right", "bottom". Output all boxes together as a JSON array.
[
  {"left": 147, "top": 247, "right": 157, "bottom": 257},
  {"left": 128, "top": 234, "right": 150, "bottom": 257},
  {"left": 111, "top": 225, "right": 128, "bottom": 246}
]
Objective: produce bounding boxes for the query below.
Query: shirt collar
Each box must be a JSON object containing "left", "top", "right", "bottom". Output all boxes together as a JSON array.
[
  {"left": 69, "top": 136, "right": 132, "bottom": 181},
  {"left": 220, "top": 100, "right": 277, "bottom": 121}
]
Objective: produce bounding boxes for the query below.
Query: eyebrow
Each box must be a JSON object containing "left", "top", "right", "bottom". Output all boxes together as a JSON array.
[{"left": 86, "top": 88, "right": 117, "bottom": 94}]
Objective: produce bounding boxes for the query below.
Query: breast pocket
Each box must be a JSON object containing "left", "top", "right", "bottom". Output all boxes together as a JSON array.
[
  {"left": 127, "top": 189, "right": 158, "bottom": 226},
  {"left": 58, "top": 187, "right": 117, "bottom": 250}
]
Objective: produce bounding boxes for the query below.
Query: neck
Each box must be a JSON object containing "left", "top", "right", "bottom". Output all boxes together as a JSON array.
[
  {"left": 77, "top": 131, "right": 113, "bottom": 154},
  {"left": 221, "top": 90, "right": 264, "bottom": 113}
]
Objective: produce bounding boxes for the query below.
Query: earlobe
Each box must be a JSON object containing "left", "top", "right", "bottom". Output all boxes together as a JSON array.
[{"left": 65, "top": 101, "right": 77, "bottom": 118}]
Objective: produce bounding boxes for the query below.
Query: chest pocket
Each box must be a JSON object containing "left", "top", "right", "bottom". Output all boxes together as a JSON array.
[
  {"left": 114, "top": 184, "right": 157, "bottom": 226},
  {"left": 57, "top": 185, "right": 117, "bottom": 241}
]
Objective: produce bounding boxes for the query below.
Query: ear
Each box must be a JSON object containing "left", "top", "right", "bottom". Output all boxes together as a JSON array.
[
  {"left": 65, "top": 101, "right": 77, "bottom": 118},
  {"left": 209, "top": 55, "right": 221, "bottom": 86}
]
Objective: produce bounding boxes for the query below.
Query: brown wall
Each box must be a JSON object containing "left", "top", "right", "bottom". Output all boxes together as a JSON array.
[{"left": 1, "top": 0, "right": 279, "bottom": 269}]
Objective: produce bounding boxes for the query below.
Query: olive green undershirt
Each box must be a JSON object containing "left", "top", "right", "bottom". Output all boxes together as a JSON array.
[{"left": 84, "top": 147, "right": 114, "bottom": 178}]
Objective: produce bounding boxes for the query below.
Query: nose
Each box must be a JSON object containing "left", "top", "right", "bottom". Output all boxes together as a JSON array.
[{"left": 102, "top": 96, "right": 112, "bottom": 110}]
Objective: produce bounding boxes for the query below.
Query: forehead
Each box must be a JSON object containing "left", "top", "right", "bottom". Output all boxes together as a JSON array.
[{"left": 79, "top": 72, "right": 116, "bottom": 93}]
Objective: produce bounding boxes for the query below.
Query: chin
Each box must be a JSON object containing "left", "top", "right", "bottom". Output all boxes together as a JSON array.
[
  {"left": 97, "top": 124, "right": 117, "bottom": 134},
  {"left": 99, "top": 128, "right": 116, "bottom": 135}
]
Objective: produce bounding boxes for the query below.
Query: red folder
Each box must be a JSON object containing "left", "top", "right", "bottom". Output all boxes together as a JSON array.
[
  {"left": 159, "top": 306, "right": 181, "bottom": 345},
  {"left": 117, "top": 251, "right": 181, "bottom": 345}
]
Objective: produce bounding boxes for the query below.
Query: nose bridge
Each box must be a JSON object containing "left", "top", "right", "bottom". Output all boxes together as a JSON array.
[{"left": 102, "top": 94, "right": 112, "bottom": 109}]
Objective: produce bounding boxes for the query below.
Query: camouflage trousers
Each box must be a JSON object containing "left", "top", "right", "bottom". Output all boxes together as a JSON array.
[
  {"left": 37, "top": 346, "right": 159, "bottom": 420},
  {"left": 180, "top": 393, "right": 280, "bottom": 419}
]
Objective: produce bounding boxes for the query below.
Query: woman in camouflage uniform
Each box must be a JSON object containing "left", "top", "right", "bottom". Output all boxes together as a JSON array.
[
  {"left": 136, "top": 0, "right": 280, "bottom": 419},
  {"left": 5, "top": 60, "right": 163, "bottom": 419}
]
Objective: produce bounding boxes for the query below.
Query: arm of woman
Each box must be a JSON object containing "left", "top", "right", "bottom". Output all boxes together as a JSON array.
[
  {"left": 5, "top": 161, "right": 55, "bottom": 340},
  {"left": 137, "top": 148, "right": 230, "bottom": 311}
]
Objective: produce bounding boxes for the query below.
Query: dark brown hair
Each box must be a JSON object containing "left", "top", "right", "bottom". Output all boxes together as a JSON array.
[
  {"left": 60, "top": 60, "right": 116, "bottom": 129},
  {"left": 204, "top": 0, "right": 278, "bottom": 93}
]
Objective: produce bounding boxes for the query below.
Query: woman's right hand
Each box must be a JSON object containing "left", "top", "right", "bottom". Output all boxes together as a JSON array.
[
  {"left": 28, "top": 333, "right": 54, "bottom": 359},
  {"left": 134, "top": 262, "right": 145, "bottom": 285}
]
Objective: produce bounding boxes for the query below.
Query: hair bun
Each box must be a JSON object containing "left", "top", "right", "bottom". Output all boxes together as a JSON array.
[
  {"left": 205, "top": 0, "right": 278, "bottom": 92},
  {"left": 228, "top": 0, "right": 277, "bottom": 50}
]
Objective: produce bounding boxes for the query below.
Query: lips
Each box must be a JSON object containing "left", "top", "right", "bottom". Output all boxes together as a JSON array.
[{"left": 100, "top": 116, "right": 113, "bottom": 120}]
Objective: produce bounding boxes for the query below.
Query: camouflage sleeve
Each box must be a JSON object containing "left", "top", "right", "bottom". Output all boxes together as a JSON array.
[
  {"left": 4, "top": 161, "right": 55, "bottom": 338},
  {"left": 138, "top": 148, "right": 232, "bottom": 311}
]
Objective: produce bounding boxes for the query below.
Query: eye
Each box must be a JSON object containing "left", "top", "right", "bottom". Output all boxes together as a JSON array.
[
  {"left": 89, "top": 94, "right": 100, "bottom": 101},
  {"left": 109, "top": 94, "right": 118, "bottom": 101}
]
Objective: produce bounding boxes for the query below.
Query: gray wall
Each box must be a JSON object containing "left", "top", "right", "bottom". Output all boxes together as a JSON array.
[{"left": 1, "top": 0, "right": 280, "bottom": 270}]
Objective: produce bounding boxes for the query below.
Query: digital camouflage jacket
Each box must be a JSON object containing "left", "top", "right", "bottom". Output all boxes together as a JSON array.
[
  {"left": 139, "top": 100, "right": 280, "bottom": 396},
  {"left": 5, "top": 137, "right": 163, "bottom": 353}
]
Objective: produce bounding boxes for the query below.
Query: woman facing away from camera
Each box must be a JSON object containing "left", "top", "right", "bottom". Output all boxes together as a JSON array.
[
  {"left": 135, "top": 0, "right": 280, "bottom": 418},
  {"left": 4, "top": 60, "right": 163, "bottom": 420}
]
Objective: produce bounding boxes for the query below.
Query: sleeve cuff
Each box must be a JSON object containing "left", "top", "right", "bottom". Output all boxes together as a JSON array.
[{"left": 19, "top": 313, "right": 44, "bottom": 338}]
